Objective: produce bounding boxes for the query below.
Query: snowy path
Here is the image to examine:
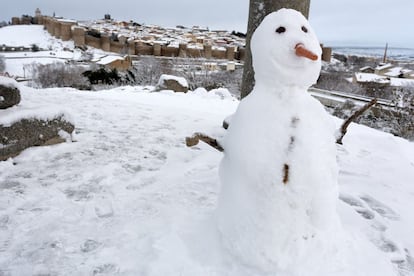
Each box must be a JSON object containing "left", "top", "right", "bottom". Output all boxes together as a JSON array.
[{"left": 1, "top": 86, "right": 414, "bottom": 275}]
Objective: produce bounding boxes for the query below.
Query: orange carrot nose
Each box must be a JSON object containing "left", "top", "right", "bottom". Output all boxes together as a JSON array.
[{"left": 295, "top": 43, "right": 318, "bottom": 61}]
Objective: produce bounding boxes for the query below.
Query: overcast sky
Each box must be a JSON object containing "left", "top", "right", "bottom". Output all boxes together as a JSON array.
[{"left": 1, "top": 0, "right": 413, "bottom": 48}]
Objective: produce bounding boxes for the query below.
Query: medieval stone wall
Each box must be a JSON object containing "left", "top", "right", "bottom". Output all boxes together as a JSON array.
[
  {"left": 10, "top": 14, "right": 263, "bottom": 62},
  {"left": 9, "top": 14, "right": 334, "bottom": 62}
]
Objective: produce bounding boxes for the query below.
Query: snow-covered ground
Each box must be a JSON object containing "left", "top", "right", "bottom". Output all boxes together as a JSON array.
[
  {"left": 1, "top": 22, "right": 414, "bottom": 275},
  {"left": 0, "top": 25, "right": 102, "bottom": 77},
  {"left": 0, "top": 25, "right": 71, "bottom": 50},
  {"left": 1, "top": 84, "right": 414, "bottom": 275}
]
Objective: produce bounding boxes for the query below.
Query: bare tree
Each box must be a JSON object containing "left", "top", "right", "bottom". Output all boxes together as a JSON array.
[
  {"left": 241, "top": 0, "right": 311, "bottom": 98},
  {"left": 0, "top": 55, "right": 5, "bottom": 73}
]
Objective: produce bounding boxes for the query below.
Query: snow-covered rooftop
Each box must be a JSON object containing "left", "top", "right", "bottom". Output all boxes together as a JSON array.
[
  {"left": 375, "top": 63, "right": 393, "bottom": 71},
  {"left": 96, "top": 55, "right": 124, "bottom": 65},
  {"left": 354, "top": 72, "right": 390, "bottom": 84}
]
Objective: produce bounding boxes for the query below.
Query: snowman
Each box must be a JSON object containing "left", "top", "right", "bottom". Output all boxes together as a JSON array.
[{"left": 216, "top": 8, "right": 346, "bottom": 273}]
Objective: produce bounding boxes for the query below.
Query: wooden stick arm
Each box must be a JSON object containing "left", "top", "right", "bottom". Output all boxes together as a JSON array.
[
  {"left": 336, "top": 98, "right": 377, "bottom": 145},
  {"left": 185, "top": 132, "right": 224, "bottom": 152}
]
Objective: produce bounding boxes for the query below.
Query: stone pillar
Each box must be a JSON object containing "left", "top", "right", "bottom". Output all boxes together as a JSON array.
[
  {"left": 203, "top": 44, "right": 212, "bottom": 59},
  {"left": 72, "top": 26, "right": 86, "bottom": 47},
  {"left": 118, "top": 35, "right": 127, "bottom": 45},
  {"left": 136, "top": 41, "right": 153, "bottom": 56},
  {"left": 11, "top": 17, "right": 20, "bottom": 25},
  {"left": 238, "top": 47, "right": 246, "bottom": 61},
  {"left": 44, "top": 17, "right": 52, "bottom": 34},
  {"left": 226, "top": 46, "right": 235, "bottom": 61},
  {"left": 153, "top": 43, "right": 162, "bottom": 56},
  {"left": 53, "top": 21, "right": 61, "bottom": 38},
  {"left": 136, "top": 41, "right": 144, "bottom": 55},
  {"left": 127, "top": 39, "right": 136, "bottom": 55},
  {"left": 178, "top": 43, "right": 187, "bottom": 58},
  {"left": 101, "top": 34, "right": 110, "bottom": 52},
  {"left": 60, "top": 22, "right": 75, "bottom": 41},
  {"left": 36, "top": 15, "right": 44, "bottom": 25}
]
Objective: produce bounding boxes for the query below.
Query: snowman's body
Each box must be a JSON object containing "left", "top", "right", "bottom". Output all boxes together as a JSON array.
[{"left": 216, "top": 9, "right": 343, "bottom": 272}]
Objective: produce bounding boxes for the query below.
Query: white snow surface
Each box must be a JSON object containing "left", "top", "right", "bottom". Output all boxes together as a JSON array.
[
  {"left": 0, "top": 76, "right": 19, "bottom": 89},
  {"left": 0, "top": 25, "right": 73, "bottom": 50},
  {"left": 0, "top": 77, "right": 74, "bottom": 127},
  {"left": 96, "top": 55, "right": 124, "bottom": 66},
  {"left": 0, "top": 25, "right": 104, "bottom": 77},
  {"left": 0, "top": 84, "right": 413, "bottom": 275}
]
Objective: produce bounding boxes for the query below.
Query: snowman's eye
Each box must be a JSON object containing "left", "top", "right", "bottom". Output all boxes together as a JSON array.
[
  {"left": 276, "top": 26, "right": 286, "bottom": 34},
  {"left": 301, "top": 26, "right": 308, "bottom": 33}
]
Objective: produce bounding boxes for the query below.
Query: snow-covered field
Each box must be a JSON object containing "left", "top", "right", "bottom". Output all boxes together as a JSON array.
[
  {"left": 1, "top": 83, "right": 414, "bottom": 275},
  {"left": 0, "top": 25, "right": 92, "bottom": 77}
]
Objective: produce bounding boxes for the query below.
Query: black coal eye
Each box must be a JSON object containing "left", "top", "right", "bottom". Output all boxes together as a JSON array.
[
  {"left": 301, "top": 26, "right": 308, "bottom": 33},
  {"left": 276, "top": 26, "right": 286, "bottom": 34}
]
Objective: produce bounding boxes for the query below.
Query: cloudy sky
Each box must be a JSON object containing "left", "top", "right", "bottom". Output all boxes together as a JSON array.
[{"left": 1, "top": 0, "right": 413, "bottom": 48}]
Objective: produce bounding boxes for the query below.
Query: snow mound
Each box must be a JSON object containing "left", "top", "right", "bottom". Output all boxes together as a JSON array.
[{"left": 0, "top": 76, "right": 20, "bottom": 89}]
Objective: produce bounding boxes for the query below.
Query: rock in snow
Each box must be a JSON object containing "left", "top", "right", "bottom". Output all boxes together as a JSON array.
[
  {"left": 0, "top": 77, "right": 21, "bottom": 109},
  {"left": 156, "top": 74, "right": 189, "bottom": 93},
  {"left": 0, "top": 77, "right": 75, "bottom": 160}
]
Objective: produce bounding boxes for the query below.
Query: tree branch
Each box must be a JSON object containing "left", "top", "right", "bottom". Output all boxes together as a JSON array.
[
  {"left": 336, "top": 98, "right": 377, "bottom": 145},
  {"left": 185, "top": 132, "right": 224, "bottom": 152}
]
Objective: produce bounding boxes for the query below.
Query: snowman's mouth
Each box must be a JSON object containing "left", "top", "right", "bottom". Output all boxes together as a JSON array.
[{"left": 295, "top": 43, "right": 318, "bottom": 61}]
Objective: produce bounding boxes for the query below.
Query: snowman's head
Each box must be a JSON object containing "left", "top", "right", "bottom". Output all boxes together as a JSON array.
[{"left": 251, "top": 9, "right": 322, "bottom": 89}]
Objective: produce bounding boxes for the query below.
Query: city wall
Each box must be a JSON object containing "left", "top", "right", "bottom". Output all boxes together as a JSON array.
[
  {"left": 39, "top": 16, "right": 242, "bottom": 61},
  {"left": 11, "top": 15, "right": 331, "bottom": 62}
]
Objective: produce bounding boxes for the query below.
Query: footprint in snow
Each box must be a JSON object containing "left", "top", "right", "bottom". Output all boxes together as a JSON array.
[
  {"left": 360, "top": 195, "right": 400, "bottom": 221},
  {"left": 339, "top": 193, "right": 413, "bottom": 274}
]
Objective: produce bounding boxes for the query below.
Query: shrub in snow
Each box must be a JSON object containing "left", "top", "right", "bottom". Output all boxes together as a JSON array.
[
  {"left": 156, "top": 74, "right": 188, "bottom": 93},
  {"left": 316, "top": 71, "right": 362, "bottom": 94},
  {"left": 82, "top": 68, "right": 121, "bottom": 86},
  {"left": 0, "top": 77, "right": 21, "bottom": 109},
  {"left": 25, "top": 62, "right": 89, "bottom": 89},
  {"left": 179, "top": 65, "right": 242, "bottom": 93},
  {"left": 133, "top": 56, "right": 169, "bottom": 86},
  {"left": 331, "top": 89, "right": 414, "bottom": 141},
  {"left": 31, "top": 43, "right": 40, "bottom": 52}
]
